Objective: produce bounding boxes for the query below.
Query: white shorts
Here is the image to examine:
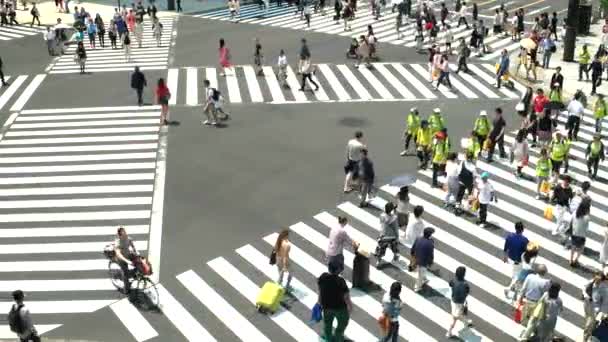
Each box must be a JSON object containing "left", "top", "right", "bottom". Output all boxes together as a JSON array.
[{"left": 451, "top": 301, "right": 465, "bottom": 317}]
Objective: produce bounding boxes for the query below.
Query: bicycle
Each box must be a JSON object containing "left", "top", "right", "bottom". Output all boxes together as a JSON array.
[{"left": 104, "top": 245, "right": 159, "bottom": 310}]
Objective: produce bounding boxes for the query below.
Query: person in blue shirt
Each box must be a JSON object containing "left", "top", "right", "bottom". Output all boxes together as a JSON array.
[
  {"left": 503, "top": 221, "right": 529, "bottom": 296},
  {"left": 496, "top": 49, "right": 510, "bottom": 88}
]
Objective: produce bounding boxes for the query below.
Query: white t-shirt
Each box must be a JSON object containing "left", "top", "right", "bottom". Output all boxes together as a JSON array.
[
  {"left": 277, "top": 55, "right": 287, "bottom": 67},
  {"left": 445, "top": 160, "right": 459, "bottom": 179},
  {"left": 346, "top": 138, "right": 365, "bottom": 161},
  {"left": 567, "top": 99, "right": 584, "bottom": 118},
  {"left": 477, "top": 179, "right": 495, "bottom": 204},
  {"left": 206, "top": 87, "right": 217, "bottom": 104}
]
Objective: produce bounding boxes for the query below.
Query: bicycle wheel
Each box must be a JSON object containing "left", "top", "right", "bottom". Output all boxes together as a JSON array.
[
  {"left": 133, "top": 277, "right": 159, "bottom": 309},
  {"left": 108, "top": 260, "right": 125, "bottom": 291}
]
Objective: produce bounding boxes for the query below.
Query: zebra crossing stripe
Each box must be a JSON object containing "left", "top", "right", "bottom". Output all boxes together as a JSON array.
[
  {"left": 9, "top": 74, "right": 45, "bottom": 112},
  {"left": 0, "top": 142, "right": 157, "bottom": 154},
  {"left": 0, "top": 135, "right": 158, "bottom": 145},
  {"left": 242, "top": 65, "right": 265, "bottom": 102},
  {"left": 374, "top": 64, "right": 415, "bottom": 99},
  {"left": 317, "top": 64, "right": 351, "bottom": 101},
  {"left": 186, "top": 68, "right": 198, "bottom": 106},
  {"left": 310, "top": 73, "right": 330, "bottom": 101},
  {"left": 156, "top": 284, "right": 218, "bottom": 342},
  {"left": 337, "top": 64, "right": 372, "bottom": 100},
  {"left": 263, "top": 66, "right": 286, "bottom": 104},
  {"left": 466, "top": 64, "right": 517, "bottom": 98},
  {"left": 11, "top": 118, "right": 159, "bottom": 129},
  {"left": 16, "top": 112, "right": 160, "bottom": 121},
  {"left": 0, "top": 75, "right": 27, "bottom": 111},
  {"left": 0, "top": 278, "right": 115, "bottom": 292},
  {"left": 111, "top": 299, "right": 159, "bottom": 342},
  {"left": 0, "top": 325, "right": 61, "bottom": 339},
  {"left": 479, "top": 63, "right": 527, "bottom": 93},
  {"left": 6, "top": 126, "right": 159, "bottom": 137},
  {"left": 176, "top": 269, "right": 271, "bottom": 342},
  {"left": 285, "top": 65, "right": 308, "bottom": 101},
  {"left": 227, "top": 68, "right": 243, "bottom": 103},
  {"left": 0, "top": 197, "right": 151, "bottom": 208},
  {"left": 0, "top": 225, "right": 149, "bottom": 238},
  {"left": 167, "top": 68, "right": 179, "bottom": 105},
  {"left": 20, "top": 106, "right": 161, "bottom": 114},
  {"left": 392, "top": 63, "right": 436, "bottom": 99},
  {"left": 0, "top": 184, "right": 153, "bottom": 197},
  {"left": 0, "top": 300, "right": 113, "bottom": 313},
  {"left": 0, "top": 210, "right": 151, "bottom": 223},
  {"left": 446, "top": 72, "right": 478, "bottom": 98},
  {"left": 358, "top": 66, "right": 394, "bottom": 99},
  {"left": 449, "top": 65, "right": 501, "bottom": 98},
  {"left": 208, "top": 257, "right": 320, "bottom": 342},
  {"left": 411, "top": 64, "right": 458, "bottom": 98}
]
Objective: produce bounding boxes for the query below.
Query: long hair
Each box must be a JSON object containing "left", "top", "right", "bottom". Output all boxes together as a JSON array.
[
  {"left": 389, "top": 281, "right": 402, "bottom": 300},
  {"left": 157, "top": 77, "right": 165, "bottom": 88},
  {"left": 576, "top": 198, "right": 591, "bottom": 219},
  {"left": 274, "top": 229, "right": 289, "bottom": 251},
  {"left": 398, "top": 186, "right": 409, "bottom": 201}
]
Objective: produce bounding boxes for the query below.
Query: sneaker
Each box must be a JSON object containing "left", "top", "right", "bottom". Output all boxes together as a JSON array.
[
  {"left": 400, "top": 150, "right": 407, "bottom": 156},
  {"left": 210, "top": 121, "right": 218, "bottom": 126},
  {"left": 202, "top": 120, "right": 211, "bottom": 125},
  {"left": 535, "top": 195, "right": 541, "bottom": 200}
]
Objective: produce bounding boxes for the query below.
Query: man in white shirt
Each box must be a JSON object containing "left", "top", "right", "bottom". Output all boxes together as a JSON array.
[
  {"left": 566, "top": 93, "right": 584, "bottom": 141},
  {"left": 476, "top": 171, "right": 496, "bottom": 227},
  {"left": 277, "top": 49, "right": 288, "bottom": 88},
  {"left": 344, "top": 131, "right": 366, "bottom": 193},
  {"left": 457, "top": 2, "right": 469, "bottom": 29},
  {"left": 202, "top": 79, "right": 219, "bottom": 126},
  {"left": 45, "top": 27, "right": 56, "bottom": 56}
]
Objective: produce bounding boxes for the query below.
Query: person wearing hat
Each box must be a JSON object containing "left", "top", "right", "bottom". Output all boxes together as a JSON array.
[
  {"left": 411, "top": 227, "right": 435, "bottom": 292},
  {"left": 535, "top": 148, "right": 553, "bottom": 199},
  {"left": 549, "top": 131, "right": 571, "bottom": 182},
  {"left": 401, "top": 107, "right": 420, "bottom": 156},
  {"left": 473, "top": 110, "right": 490, "bottom": 156},
  {"left": 475, "top": 171, "right": 496, "bottom": 227},
  {"left": 416, "top": 120, "right": 433, "bottom": 170},
  {"left": 428, "top": 108, "right": 445, "bottom": 135},
  {"left": 594, "top": 94, "right": 607, "bottom": 133},
  {"left": 431, "top": 128, "right": 450, "bottom": 187},
  {"left": 586, "top": 133, "right": 605, "bottom": 180}
]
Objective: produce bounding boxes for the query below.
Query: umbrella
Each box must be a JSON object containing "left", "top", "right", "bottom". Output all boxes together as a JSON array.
[
  {"left": 389, "top": 174, "right": 417, "bottom": 187},
  {"left": 520, "top": 38, "right": 537, "bottom": 50}
]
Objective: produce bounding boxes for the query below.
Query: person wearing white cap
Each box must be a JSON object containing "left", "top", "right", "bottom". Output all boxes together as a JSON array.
[
  {"left": 475, "top": 171, "right": 496, "bottom": 227},
  {"left": 428, "top": 108, "right": 445, "bottom": 135},
  {"left": 401, "top": 108, "right": 420, "bottom": 156},
  {"left": 473, "top": 110, "right": 490, "bottom": 155}
]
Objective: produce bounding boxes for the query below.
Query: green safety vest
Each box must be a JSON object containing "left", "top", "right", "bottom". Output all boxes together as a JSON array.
[
  {"left": 432, "top": 138, "right": 450, "bottom": 164},
  {"left": 579, "top": 49, "right": 591, "bottom": 64},
  {"left": 407, "top": 113, "right": 421, "bottom": 133},
  {"left": 551, "top": 140, "right": 568, "bottom": 161},
  {"left": 466, "top": 137, "right": 481, "bottom": 156},
  {"left": 536, "top": 158, "right": 552, "bottom": 177},
  {"left": 417, "top": 127, "right": 432, "bottom": 147},
  {"left": 594, "top": 99, "right": 607, "bottom": 119},
  {"left": 428, "top": 114, "right": 445, "bottom": 134},
  {"left": 590, "top": 141, "right": 603, "bottom": 156},
  {"left": 474, "top": 117, "right": 490, "bottom": 136}
]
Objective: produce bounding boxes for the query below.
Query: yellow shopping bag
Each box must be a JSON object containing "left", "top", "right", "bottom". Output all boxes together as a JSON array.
[
  {"left": 540, "top": 180, "right": 551, "bottom": 194},
  {"left": 432, "top": 67, "right": 440, "bottom": 80},
  {"left": 544, "top": 206, "right": 553, "bottom": 221},
  {"left": 471, "top": 199, "right": 480, "bottom": 212}
]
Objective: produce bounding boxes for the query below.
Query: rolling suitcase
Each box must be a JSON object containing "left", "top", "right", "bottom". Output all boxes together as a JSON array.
[
  {"left": 352, "top": 248, "right": 370, "bottom": 289},
  {"left": 256, "top": 281, "right": 285, "bottom": 314}
]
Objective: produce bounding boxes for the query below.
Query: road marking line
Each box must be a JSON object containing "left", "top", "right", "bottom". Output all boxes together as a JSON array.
[
  {"left": 0, "top": 225, "right": 149, "bottom": 239},
  {"left": 357, "top": 66, "right": 394, "bottom": 99},
  {"left": 0, "top": 75, "right": 27, "bottom": 111},
  {"left": 9, "top": 74, "right": 46, "bottom": 112},
  {"left": 186, "top": 68, "right": 198, "bottom": 106},
  {"left": 242, "top": 65, "right": 264, "bottom": 102},
  {"left": 0, "top": 210, "right": 151, "bottom": 223},
  {"left": 337, "top": 64, "right": 372, "bottom": 100},
  {"left": 374, "top": 64, "right": 416, "bottom": 99},
  {"left": 317, "top": 64, "right": 351, "bottom": 101},
  {"left": 262, "top": 66, "right": 286, "bottom": 104},
  {"left": 391, "top": 63, "right": 437, "bottom": 99},
  {"left": 111, "top": 299, "right": 159, "bottom": 342},
  {"left": 167, "top": 68, "right": 179, "bottom": 105},
  {"left": 0, "top": 184, "right": 153, "bottom": 196}
]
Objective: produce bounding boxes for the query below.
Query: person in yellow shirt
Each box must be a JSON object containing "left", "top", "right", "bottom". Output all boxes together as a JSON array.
[
  {"left": 416, "top": 120, "right": 433, "bottom": 170},
  {"left": 401, "top": 107, "right": 420, "bottom": 156},
  {"left": 536, "top": 148, "right": 552, "bottom": 199},
  {"left": 431, "top": 129, "right": 450, "bottom": 187},
  {"left": 586, "top": 133, "right": 605, "bottom": 180},
  {"left": 594, "top": 94, "right": 607, "bottom": 133},
  {"left": 473, "top": 110, "right": 490, "bottom": 154},
  {"left": 465, "top": 130, "right": 481, "bottom": 160},
  {"left": 549, "top": 131, "right": 570, "bottom": 182},
  {"left": 428, "top": 108, "right": 445, "bottom": 135},
  {"left": 578, "top": 44, "right": 590, "bottom": 81}
]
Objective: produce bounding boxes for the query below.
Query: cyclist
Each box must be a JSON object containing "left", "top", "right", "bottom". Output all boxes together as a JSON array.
[{"left": 114, "top": 227, "right": 138, "bottom": 293}]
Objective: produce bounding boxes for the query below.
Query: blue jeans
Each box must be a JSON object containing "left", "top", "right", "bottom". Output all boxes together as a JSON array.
[{"left": 381, "top": 321, "right": 399, "bottom": 342}]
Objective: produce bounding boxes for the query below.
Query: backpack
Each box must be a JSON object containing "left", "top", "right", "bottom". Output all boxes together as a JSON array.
[
  {"left": 8, "top": 304, "right": 25, "bottom": 334},
  {"left": 458, "top": 161, "right": 473, "bottom": 187},
  {"left": 211, "top": 88, "right": 220, "bottom": 101}
]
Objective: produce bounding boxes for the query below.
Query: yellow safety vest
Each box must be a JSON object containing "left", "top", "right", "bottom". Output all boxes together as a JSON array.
[
  {"left": 590, "top": 141, "right": 603, "bottom": 156},
  {"left": 536, "top": 158, "right": 552, "bottom": 177},
  {"left": 579, "top": 49, "right": 591, "bottom": 64},
  {"left": 416, "top": 127, "right": 432, "bottom": 147},
  {"left": 594, "top": 99, "right": 607, "bottom": 119},
  {"left": 428, "top": 114, "right": 445, "bottom": 134},
  {"left": 432, "top": 138, "right": 449, "bottom": 164},
  {"left": 551, "top": 140, "right": 568, "bottom": 161},
  {"left": 474, "top": 117, "right": 490, "bottom": 136},
  {"left": 407, "top": 113, "right": 421, "bottom": 134},
  {"left": 466, "top": 137, "right": 481, "bottom": 156}
]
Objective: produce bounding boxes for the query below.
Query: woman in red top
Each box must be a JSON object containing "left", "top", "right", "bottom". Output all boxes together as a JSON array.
[
  {"left": 155, "top": 78, "right": 170, "bottom": 125},
  {"left": 218, "top": 38, "right": 232, "bottom": 77},
  {"left": 532, "top": 88, "right": 548, "bottom": 115}
]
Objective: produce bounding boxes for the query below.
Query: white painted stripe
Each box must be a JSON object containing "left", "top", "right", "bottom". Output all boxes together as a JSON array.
[
  {"left": 242, "top": 65, "right": 264, "bottom": 102},
  {"left": 146, "top": 123, "right": 166, "bottom": 284},
  {"left": 0, "top": 197, "right": 151, "bottom": 209},
  {"left": 54, "top": 56, "right": 168, "bottom": 65},
  {"left": 392, "top": 63, "right": 437, "bottom": 99},
  {"left": 51, "top": 62, "right": 169, "bottom": 71},
  {"left": 467, "top": 64, "right": 519, "bottom": 98},
  {"left": 9, "top": 74, "right": 46, "bottom": 111},
  {"left": 0, "top": 210, "right": 151, "bottom": 223},
  {"left": 0, "top": 241, "right": 147, "bottom": 255},
  {"left": 225, "top": 68, "right": 242, "bottom": 103},
  {"left": 50, "top": 65, "right": 169, "bottom": 74},
  {"left": 478, "top": 63, "right": 527, "bottom": 93},
  {"left": 10, "top": 118, "right": 159, "bottom": 129},
  {"left": 0, "top": 278, "right": 115, "bottom": 291},
  {"left": 208, "top": 257, "right": 319, "bottom": 342},
  {"left": 527, "top": 5, "right": 551, "bottom": 16},
  {"left": 0, "top": 152, "right": 156, "bottom": 163},
  {"left": 318, "top": 64, "right": 351, "bottom": 101},
  {"left": 20, "top": 106, "right": 161, "bottom": 114},
  {"left": 0, "top": 75, "right": 27, "bottom": 111},
  {"left": 374, "top": 64, "right": 415, "bottom": 99},
  {"left": 358, "top": 66, "right": 394, "bottom": 99},
  {"left": 0, "top": 143, "right": 157, "bottom": 154},
  {"left": 5, "top": 126, "right": 159, "bottom": 137},
  {"left": 310, "top": 73, "right": 330, "bottom": 101},
  {"left": 237, "top": 244, "right": 379, "bottom": 342},
  {"left": 0, "top": 173, "right": 154, "bottom": 185},
  {"left": 0, "top": 259, "right": 108, "bottom": 272},
  {"left": 410, "top": 63, "right": 458, "bottom": 98},
  {"left": 0, "top": 162, "right": 156, "bottom": 174},
  {"left": 111, "top": 299, "right": 159, "bottom": 342},
  {"left": 16, "top": 112, "right": 160, "bottom": 121},
  {"left": 0, "top": 325, "right": 60, "bottom": 338},
  {"left": 167, "top": 68, "right": 179, "bottom": 105},
  {"left": 0, "top": 135, "right": 159, "bottom": 145},
  {"left": 292, "top": 220, "right": 489, "bottom": 341},
  {"left": 0, "top": 225, "right": 148, "bottom": 238},
  {"left": 205, "top": 67, "right": 219, "bottom": 90},
  {"left": 0, "top": 184, "right": 153, "bottom": 196},
  {"left": 177, "top": 270, "right": 271, "bottom": 342},
  {"left": 444, "top": 70, "right": 479, "bottom": 98},
  {"left": 156, "top": 284, "right": 217, "bottom": 342},
  {"left": 337, "top": 64, "right": 372, "bottom": 100},
  {"left": 0, "top": 300, "right": 114, "bottom": 314},
  {"left": 186, "top": 68, "right": 198, "bottom": 106},
  {"left": 262, "top": 66, "right": 286, "bottom": 104},
  {"left": 285, "top": 65, "right": 308, "bottom": 102},
  {"left": 449, "top": 65, "right": 500, "bottom": 98}
]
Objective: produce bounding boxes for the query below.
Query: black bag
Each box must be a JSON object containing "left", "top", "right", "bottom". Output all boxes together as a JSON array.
[
  {"left": 211, "top": 88, "right": 220, "bottom": 101},
  {"left": 124, "top": 35, "right": 130, "bottom": 45},
  {"left": 269, "top": 249, "right": 277, "bottom": 265},
  {"left": 8, "top": 304, "right": 25, "bottom": 334},
  {"left": 352, "top": 248, "right": 370, "bottom": 289},
  {"left": 550, "top": 44, "right": 556, "bottom": 53},
  {"left": 458, "top": 162, "right": 473, "bottom": 187}
]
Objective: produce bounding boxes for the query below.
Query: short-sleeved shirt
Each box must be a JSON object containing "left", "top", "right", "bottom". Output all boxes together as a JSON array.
[
  {"left": 346, "top": 138, "right": 364, "bottom": 161},
  {"left": 327, "top": 225, "right": 352, "bottom": 257},
  {"left": 568, "top": 99, "right": 584, "bottom": 118},
  {"left": 490, "top": 116, "right": 506, "bottom": 138},
  {"left": 318, "top": 273, "right": 349, "bottom": 310},
  {"left": 115, "top": 237, "right": 135, "bottom": 259},
  {"left": 503, "top": 232, "right": 529, "bottom": 263}
]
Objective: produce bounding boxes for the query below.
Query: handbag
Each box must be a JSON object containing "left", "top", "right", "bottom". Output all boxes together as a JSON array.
[
  {"left": 540, "top": 180, "right": 551, "bottom": 194},
  {"left": 543, "top": 206, "right": 554, "bottom": 221},
  {"left": 407, "top": 256, "right": 417, "bottom": 272},
  {"left": 377, "top": 314, "right": 390, "bottom": 335},
  {"left": 310, "top": 303, "right": 322, "bottom": 323},
  {"left": 513, "top": 302, "right": 523, "bottom": 323},
  {"left": 471, "top": 198, "right": 480, "bottom": 212},
  {"left": 515, "top": 102, "right": 525, "bottom": 112},
  {"left": 269, "top": 249, "right": 277, "bottom": 265}
]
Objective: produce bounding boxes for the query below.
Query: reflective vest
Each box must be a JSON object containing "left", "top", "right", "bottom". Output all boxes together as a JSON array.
[
  {"left": 466, "top": 137, "right": 481, "bottom": 157},
  {"left": 550, "top": 140, "right": 568, "bottom": 161},
  {"left": 416, "top": 127, "right": 433, "bottom": 147},
  {"left": 590, "top": 141, "right": 603, "bottom": 157},
  {"left": 579, "top": 49, "right": 591, "bottom": 64},
  {"left": 549, "top": 90, "right": 561, "bottom": 103},
  {"left": 428, "top": 114, "right": 445, "bottom": 134},
  {"left": 536, "top": 158, "right": 552, "bottom": 177},
  {"left": 474, "top": 117, "right": 490, "bottom": 136},
  {"left": 407, "top": 113, "right": 421, "bottom": 134},
  {"left": 432, "top": 138, "right": 450, "bottom": 164},
  {"left": 594, "top": 99, "right": 607, "bottom": 119}
]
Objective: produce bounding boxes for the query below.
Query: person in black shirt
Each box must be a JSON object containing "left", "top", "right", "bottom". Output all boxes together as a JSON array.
[
  {"left": 550, "top": 12, "right": 558, "bottom": 40},
  {"left": 318, "top": 260, "right": 352, "bottom": 342},
  {"left": 358, "top": 148, "right": 375, "bottom": 207},
  {"left": 590, "top": 55, "right": 603, "bottom": 95},
  {"left": 551, "top": 175, "right": 574, "bottom": 241},
  {"left": 486, "top": 107, "right": 506, "bottom": 162},
  {"left": 550, "top": 67, "right": 563, "bottom": 91},
  {"left": 130, "top": 66, "right": 147, "bottom": 106}
]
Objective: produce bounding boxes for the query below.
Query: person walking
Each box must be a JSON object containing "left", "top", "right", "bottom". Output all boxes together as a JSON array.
[
  {"left": 455, "top": 151, "right": 477, "bottom": 214},
  {"left": 44, "top": 27, "right": 56, "bottom": 56},
  {"left": 411, "top": 227, "right": 435, "bottom": 292},
  {"left": 130, "top": 66, "right": 147, "bottom": 106},
  {"left": 435, "top": 54, "right": 452, "bottom": 90},
  {"left": 570, "top": 198, "right": 591, "bottom": 267},
  {"left": 395, "top": 186, "right": 409, "bottom": 231},
  {"left": 594, "top": 94, "right": 607, "bottom": 133},
  {"left": 551, "top": 175, "right": 574, "bottom": 241},
  {"left": 326, "top": 216, "right": 358, "bottom": 274},
  {"left": 542, "top": 35, "right": 555, "bottom": 68},
  {"left": 86, "top": 18, "right": 97, "bottom": 49},
  {"left": 358, "top": 149, "right": 375, "bottom": 207},
  {"left": 579, "top": 44, "right": 591, "bottom": 81},
  {"left": 123, "top": 33, "right": 131, "bottom": 61},
  {"left": 75, "top": 41, "right": 87, "bottom": 74},
  {"left": 30, "top": 3, "right": 40, "bottom": 26},
  {"left": 277, "top": 49, "right": 288, "bottom": 88},
  {"left": 416, "top": 120, "right": 433, "bottom": 169},
  {"left": 511, "top": 129, "right": 529, "bottom": 178},
  {"left": 535, "top": 148, "right": 552, "bottom": 199},
  {"left": 298, "top": 38, "right": 311, "bottom": 74},
  {"left": 253, "top": 38, "right": 264, "bottom": 76},
  {"left": 590, "top": 55, "right": 604, "bottom": 96},
  {"left": 517, "top": 264, "right": 551, "bottom": 327},
  {"left": 401, "top": 108, "right": 420, "bottom": 156},
  {"left": 344, "top": 130, "right": 365, "bottom": 193},
  {"left": 475, "top": 172, "right": 496, "bottom": 227},
  {"left": 586, "top": 133, "right": 605, "bottom": 179},
  {"left": 447, "top": 266, "right": 472, "bottom": 338},
  {"left": 95, "top": 14, "right": 105, "bottom": 48},
  {"left": 219, "top": 38, "right": 232, "bottom": 76},
  {"left": 155, "top": 78, "right": 170, "bottom": 124},
  {"left": 9, "top": 290, "right": 39, "bottom": 342},
  {"left": 152, "top": 16, "right": 163, "bottom": 47},
  {"left": 176, "top": 0, "right": 182, "bottom": 11},
  {"left": 521, "top": 282, "right": 563, "bottom": 341},
  {"left": 274, "top": 229, "right": 293, "bottom": 292},
  {"left": 108, "top": 19, "right": 118, "bottom": 49},
  {"left": 8, "top": 4, "right": 18, "bottom": 25},
  {"left": 0, "top": 57, "right": 8, "bottom": 87},
  {"left": 298, "top": 55, "right": 318, "bottom": 91},
  {"left": 202, "top": 79, "right": 219, "bottom": 126},
  {"left": 431, "top": 129, "right": 449, "bottom": 187},
  {"left": 496, "top": 49, "right": 510, "bottom": 88},
  {"left": 317, "top": 260, "right": 352, "bottom": 342},
  {"left": 134, "top": 17, "right": 143, "bottom": 48},
  {"left": 503, "top": 221, "right": 530, "bottom": 297},
  {"left": 456, "top": 1, "right": 468, "bottom": 29},
  {"left": 549, "top": 131, "right": 570, "bottom": 181},
  {"left": 473, "top": 110, "right": 490, "bottom": 152},
  {"left": 486, "top": 107, "right": 507, "bottom": 162},
  {"left": 374, "top": 202, "right": 400, "bottom": 267},
  {"left": 380, "top": 282, "right": 402, "bottom": 342}
]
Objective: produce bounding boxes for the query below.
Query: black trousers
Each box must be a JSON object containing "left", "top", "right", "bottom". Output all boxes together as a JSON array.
[
  {"left": 457, "top": 17, "right": 468, "bottom": 28},
  {"left": 135, "top": 87, "right": 144, "bottom": 105},
  {"left": 432, "top": 162, "right": 445, "bottom": 186},
  {"left": 487, "top": 135, "right": 505, "bottom": 160},
  {"left": 592, "top": 74, "right": 602, "bottom": 94},
  {"left": 31, "top": 15, "right": 40, "bottom": 25},
  {"left": 478, "top": 203, "right": 488, "bottom": 223},
  {"left": 118, "top": 260, "right": 132, "bottom": 292},
  {"left": 300, "top": 73, "right": 318, "bottom": 90},
  {"left": 588, "top": 157, "right": 600, "bottom": 177},
  {"left": 417, "top": 149, "right": 430, "bottom": 168},
  {"left": 579, "top": 63, "right": 589, "bottom": 80},
  {"left": 566, "top": 115, "right": 580, "bottom": 140},
  {"left": 404, "top": 132, "right": 415, "bottom": 150},
  {"left": 455, "top": 56, "right": 468, "bottom": 73}
]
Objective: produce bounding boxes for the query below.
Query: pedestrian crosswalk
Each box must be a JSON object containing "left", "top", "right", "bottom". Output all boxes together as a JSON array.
[
  {"left": 0, "top": 74, "right": 47, "bottom": 112},
  {"left": 0, "top": 24, "right": 46, "bottom": 41},
  {"left": 0, "top": 105, "right": 166, "bottom": 338},
  {"left": 167, "top": 62, "right": 519, "bottom": 105},
  {"left": 100, "top": 103, "right": 605, "bottom": 341},
  {"left": 193, "top": 2, "right": 522, "bottom": 61},
  {"left": 47, "top": 18, "right": 175, "bottom": 74}
]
